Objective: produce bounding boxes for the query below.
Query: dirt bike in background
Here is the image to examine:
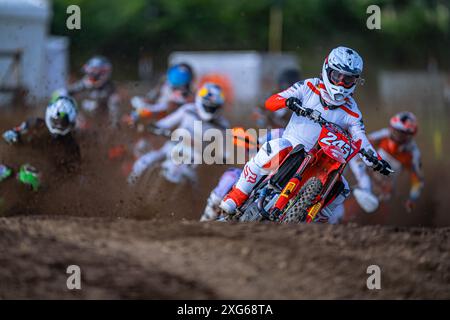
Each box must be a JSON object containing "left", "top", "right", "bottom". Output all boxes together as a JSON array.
[{"left": 234, "top": 102, "right": 393, "bottom": 224}]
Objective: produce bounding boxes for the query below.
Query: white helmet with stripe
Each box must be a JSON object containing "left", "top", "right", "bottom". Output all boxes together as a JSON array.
[{"left": 321, "top": 46, "right": 363, "bottom": 106}]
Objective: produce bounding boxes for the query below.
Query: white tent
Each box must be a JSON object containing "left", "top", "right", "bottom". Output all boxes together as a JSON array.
[{"left": 0, "top": 0, "right": 68, "bottom": 105}]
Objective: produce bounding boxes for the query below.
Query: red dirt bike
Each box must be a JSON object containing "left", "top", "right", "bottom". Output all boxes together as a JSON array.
[{"left": 234, "top": 102, "right": 393, "bottom": 224}]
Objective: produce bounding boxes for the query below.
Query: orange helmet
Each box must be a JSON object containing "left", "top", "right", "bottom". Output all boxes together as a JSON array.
[{"left": 389, "top": 111, "right": 418, "bottom": 143}]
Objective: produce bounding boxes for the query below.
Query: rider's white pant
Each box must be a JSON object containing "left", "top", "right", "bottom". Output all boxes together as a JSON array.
[
  {"left": 233, "top": 137, "right": 349, "bottom": 223},
  {"left": 317, "top": 192, "right": 347, "bottom": 224},
  {"left": 129, "top": 141, "right": 198, "bottom": 184},
  {"left": 349, "top": 157, "right": 372, "bottom": 191},
  {"left": 234, "top": 138, "right": 293, "bottom": 194},
  {"left": 129, "top": 142, "right": 172, "bottom": 179}
]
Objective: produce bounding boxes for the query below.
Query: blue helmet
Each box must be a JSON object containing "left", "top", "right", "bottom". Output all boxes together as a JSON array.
[{"left": 167, "top": 63, "right": 194, "bottom": 88}]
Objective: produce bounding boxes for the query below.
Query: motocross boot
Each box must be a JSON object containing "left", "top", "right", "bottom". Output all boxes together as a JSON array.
[{"left": 219, "top": 187, "right": 249, "bottom": 215}]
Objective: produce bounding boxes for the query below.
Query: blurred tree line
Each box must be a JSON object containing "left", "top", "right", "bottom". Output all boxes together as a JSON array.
[{"left": 51, "top": 0, "right": 450, "bottom": 78}]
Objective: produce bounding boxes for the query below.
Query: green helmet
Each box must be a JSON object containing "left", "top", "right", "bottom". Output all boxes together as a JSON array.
[{"left": 18, "top": 164, "right": 41, "bottom": 191}]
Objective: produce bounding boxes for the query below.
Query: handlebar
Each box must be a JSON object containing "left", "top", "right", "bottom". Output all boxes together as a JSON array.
[
  {"left": 359, "top": 148, "right": 395, "bottom": 174},
  {"left": 359, "top": 148, "right": 378, "bottom": 164},
  {"left": 291, "top": 101, "right": 394, "bottom": 174},
  {"left": 291, "top": 101, "right": 351, "bottom": 142}
]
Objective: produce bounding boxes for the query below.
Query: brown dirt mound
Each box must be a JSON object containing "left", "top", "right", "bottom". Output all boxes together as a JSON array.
[
  {"left": 0, "top": 216, "right": 448, "bottom": 299},
  {"left": 1, "top": 101, "right": 449, "bottom": 299}
]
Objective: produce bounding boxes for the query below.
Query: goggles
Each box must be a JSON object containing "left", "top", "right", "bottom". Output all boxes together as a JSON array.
[
  {"left": 203, "top": 104, "right": 220, "bottom": 114},
  {"left": 51, "top": 115, "right": 70, "bottom": 130},
  {"left": 328, "top": 69, "right": 358, "bottom": 88},
  {"left": 390, "top": 128, "right": 414, "bottom": 144}
]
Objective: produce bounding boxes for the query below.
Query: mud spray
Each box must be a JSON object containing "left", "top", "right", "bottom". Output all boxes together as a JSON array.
[{"left": 0, "top": 102, "right": 449, "bottom": 299}]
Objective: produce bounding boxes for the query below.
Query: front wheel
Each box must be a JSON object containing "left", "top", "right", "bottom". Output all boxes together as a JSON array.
[{"left": 281, "top": 177, "right": 323, "bottom": 224}]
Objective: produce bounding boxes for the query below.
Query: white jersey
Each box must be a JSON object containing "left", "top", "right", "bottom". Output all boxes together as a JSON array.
[
  {"left": 278, "top": 78, "right": 376, "bottom": 156},
  {"left": 129, "top": 103, "right": 230, "bottom": 183},
  {"left": 156, "top": 102, "right": 230, "bottom": 161},
  {"left": 156, "top": 102, "right": 229, "bottom": 134},
  {"left": 145, "top": 82, "right": 188, "bottom": 113}
]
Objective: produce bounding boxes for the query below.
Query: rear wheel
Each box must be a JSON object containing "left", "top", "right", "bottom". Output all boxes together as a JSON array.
[{"left": 281, "top": 177, "right": 323, "bottom": 224}]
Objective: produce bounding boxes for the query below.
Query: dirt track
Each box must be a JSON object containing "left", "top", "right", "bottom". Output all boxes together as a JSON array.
[
  {"left": 0, "top": 216, "right": 449, "bottom": 299},
  {"left": 0, "top": 104, "right": 449, "bottom": 299}
]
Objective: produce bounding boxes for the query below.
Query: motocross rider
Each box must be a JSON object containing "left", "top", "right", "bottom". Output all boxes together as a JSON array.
[
  {"left": 200, "top": 127, "right": 284, "bottom": 221},
  {"left": 128, "top": 63, "right": 195, "bottom": 124},
  {"left": 127, "top": 82, "right": 230, "bottom": 184},
  {"left": 117, "top": 63, "right": 195, "bottom": 173},
  {"left": 219, "top": 46, "right": 393, "bottom": 223},
  {"left": 349, "top": 111, "right": 424, "bottom": 213},
  {"left": 2, "top": 96, "right": 80, "bottom": 189},
  {"left": 201, "top": 69, "right": 299, "bottom": 222},
  {"left": 56, "top": 56, "right": 120, "bottom": 128}
]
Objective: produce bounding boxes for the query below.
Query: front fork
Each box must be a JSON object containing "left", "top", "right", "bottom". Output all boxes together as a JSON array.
[
  {"left": 271, "top": 154, "right": 313, "bottom": 214},
  {"left": 305, "top": 167, "right": 343, "bottom": 223},
  {"left": 273, "top": 154, "right": 344, "bottom": 223}
]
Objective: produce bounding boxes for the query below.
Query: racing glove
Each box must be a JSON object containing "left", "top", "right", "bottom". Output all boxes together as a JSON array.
[
  {"left": 286, "top": 97, "right": 312, "bottom": 117},
  {"left": 0, "top": 164, "right": 13, "bottom": 182},
  {"left": 372, "top": 159, "right": 393, "bottom": 176},
  {"left": 147, "top": 124, "right": 171, "bottom": 137},
  {"left": 285, "top": 97, "right": 302, "bottom": 112},
  {"left": 3, "top": 130, "right": 19, "bottom": 145},
  {"left": 131, "top": 96, "right": 147, "bottom": 110}
]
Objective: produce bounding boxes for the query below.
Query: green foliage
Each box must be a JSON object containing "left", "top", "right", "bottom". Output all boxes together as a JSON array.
[{"left": 51, "top": 0, "right": 450, "bottom": 75}]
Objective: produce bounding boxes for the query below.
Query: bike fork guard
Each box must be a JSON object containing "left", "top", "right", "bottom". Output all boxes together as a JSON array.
[
  {"left": 306, "top": 202, "right": 323, "bottom": 223},
  {"left": 273, "top": 175, "right": 302, "bottom": 211},
  {"left": 306, "top": 167, "right": 344, "bottom": 223},
  {"left": 272, "top": 154, "right": 312, "bottom": 211}
]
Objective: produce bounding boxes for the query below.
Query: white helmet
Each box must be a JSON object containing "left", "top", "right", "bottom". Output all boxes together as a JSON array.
[
  {"left": 82, "top": 56, "right": 112, "bottom": 88},
  {"left": 321, "top": 46, "right": 363, "bottom": 106},
  {"left": 195, "top": 83, "right": 225, "bottom": 121},
  {"left": 45, "top": 96, "right": 78, "bottom": 136}
]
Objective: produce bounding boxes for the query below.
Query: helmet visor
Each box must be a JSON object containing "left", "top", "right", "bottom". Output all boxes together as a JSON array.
[
  {"left": 329, "top": 69, "right": 358, "bottom": 88},
  {"left": 87, "top": 72, "right": 101, "bottom": 81},
  {"left": 84, "top": 66, "right": 109, "bottom": 84},
  {"left": 203, "top": 104, "right": 220, "bottom": 114},
  {"left": 50, "top": 114, "right": 70, "bottom": 132},
  {"left": 390, "top": 128, "right": 413, "bottom": 144}
]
